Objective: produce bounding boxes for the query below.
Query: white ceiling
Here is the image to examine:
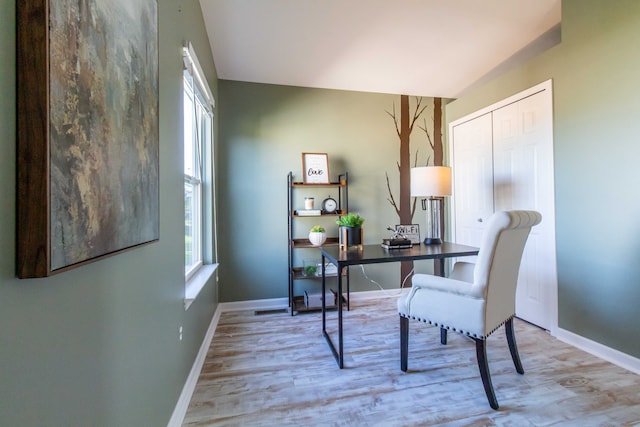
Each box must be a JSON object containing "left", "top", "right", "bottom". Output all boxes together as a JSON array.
[{"left": 199, "top": 0, "right": 561, "bottom": 98}]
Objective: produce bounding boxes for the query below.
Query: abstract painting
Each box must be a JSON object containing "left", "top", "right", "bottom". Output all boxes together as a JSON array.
[{"left": 17, "top": 0, "right": 159, "bottom": 277}]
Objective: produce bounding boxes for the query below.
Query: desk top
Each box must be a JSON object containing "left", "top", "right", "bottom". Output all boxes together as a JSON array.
[{"left": 320, "top": 242, "right": 479, "bottom": 266}]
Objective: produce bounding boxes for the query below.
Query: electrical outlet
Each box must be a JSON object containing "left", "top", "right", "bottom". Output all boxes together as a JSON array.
[{"left": 179, "top": 326, "right": 183, "bottom": 341}]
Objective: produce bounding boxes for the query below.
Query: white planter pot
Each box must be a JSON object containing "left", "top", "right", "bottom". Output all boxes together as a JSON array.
[{"left": 308, "top": 231, "right": 327, "bottom": 246}]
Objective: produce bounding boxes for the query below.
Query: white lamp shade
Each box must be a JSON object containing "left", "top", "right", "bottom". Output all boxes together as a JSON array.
[{"left": 410, "top": 166, "right": 452, "bottom": 197}]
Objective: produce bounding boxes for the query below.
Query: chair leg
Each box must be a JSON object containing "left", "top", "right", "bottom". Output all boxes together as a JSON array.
[
  {"left": 440, "top": 327, "right": 447, "bottom": 345},
  {"left": 474, "top": 338, "right": 499, "bottom": 410},
  {"left": 505, "top": 318, "right": 524, "bottom": 374},
  {"left": 400, "top": 316, "right": 409, "bottom": 372}
]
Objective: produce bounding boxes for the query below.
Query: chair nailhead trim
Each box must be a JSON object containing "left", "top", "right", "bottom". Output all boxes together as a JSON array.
[{"left": 398, "top": 313, "right": 516, "bottom": 340}]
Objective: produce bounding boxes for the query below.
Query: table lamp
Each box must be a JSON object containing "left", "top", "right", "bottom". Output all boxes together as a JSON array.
[{"left": 410, "top": 166, "right": 452, "bottom": 244}]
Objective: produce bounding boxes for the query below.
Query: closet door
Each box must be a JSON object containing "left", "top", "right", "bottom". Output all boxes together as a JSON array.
[
  {"left": 450, "top": 80, "right": 557, "bottom": 332},
  {"left": 451, "top": 112, "right": 494, "bottom": 259},
  {"left": 492, "top": 91, "right": 556, "bottom": 330}
]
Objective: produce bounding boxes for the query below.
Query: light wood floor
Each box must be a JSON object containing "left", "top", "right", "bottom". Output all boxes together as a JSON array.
[{"left": 183, "top": 292, "right": 640, "bottom": 426}]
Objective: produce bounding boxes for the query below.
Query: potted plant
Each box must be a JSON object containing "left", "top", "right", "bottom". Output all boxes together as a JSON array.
[
  {"left": 302, "top": 259, "right": 318, "bottom": 276},
  {"left": 336, "top": 213, "right": 365, "bottom": 248},
  {"left": 308, "top": 225, "right": 327, "bottom": 246},
  {"left": 303, "top": 264, "right": 317, "bottom": 276}
]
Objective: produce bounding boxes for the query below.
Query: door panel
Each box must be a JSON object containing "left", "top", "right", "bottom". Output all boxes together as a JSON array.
[
  {"left": 451, "top": 112, "right": 494, "bottom": 260},
  {"left": 492, "top": 91, "right": 556, "bottom": 330}
]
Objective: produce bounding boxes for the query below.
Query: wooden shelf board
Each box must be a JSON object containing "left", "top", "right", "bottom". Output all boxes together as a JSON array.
[
  {"left": 292, "top": 237, "right": 339, "bottom": 249},
  {"left": 292, "top": 209, "right": 345, "bottom": 218},
  {"left": 292, "top": 180, "right": 346, "bottom": 187},
  {"left": 290, "top": 292, "right": 350, "bottom": 315},
  {"left": 291, "top": 266, "right": 341, "bottom": 280}
]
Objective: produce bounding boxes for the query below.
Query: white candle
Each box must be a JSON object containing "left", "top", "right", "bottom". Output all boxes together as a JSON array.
[{"left": 305, "top": 197, "right": 314, "bottom": 210}]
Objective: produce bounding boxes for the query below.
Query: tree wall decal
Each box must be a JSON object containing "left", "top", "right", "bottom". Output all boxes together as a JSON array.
[{"left": 386, "top": 95, "right": 443, "bottom": 285}]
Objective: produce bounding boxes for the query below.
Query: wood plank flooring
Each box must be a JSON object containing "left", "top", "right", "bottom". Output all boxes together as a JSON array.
[{"left": 183, "top": 292, "right": 640, "bottom": 426}]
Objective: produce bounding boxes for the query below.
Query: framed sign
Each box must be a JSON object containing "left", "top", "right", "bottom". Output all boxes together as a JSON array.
[
  {"left": 302, "top": 152, "right": 330, "bottom": 184},
  {"left": 395, "top": 224, "right": 421, "bottom": 244},
  {"left": 16, "top": 0, "right": 159, "bottom": 278}
]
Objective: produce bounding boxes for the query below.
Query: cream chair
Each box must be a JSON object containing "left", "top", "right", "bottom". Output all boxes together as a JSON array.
[{"left": 397, "top": 210, "right": 542, "bottom": 409}]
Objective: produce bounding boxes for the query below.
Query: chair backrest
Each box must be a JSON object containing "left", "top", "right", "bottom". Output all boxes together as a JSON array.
[{"left": 472, "top": 210, "right": 542, "bottom": 334}]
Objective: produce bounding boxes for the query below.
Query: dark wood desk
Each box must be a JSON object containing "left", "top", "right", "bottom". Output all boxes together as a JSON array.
[{"left": 320, "top": 242, "right": 479, "bottom": 368}]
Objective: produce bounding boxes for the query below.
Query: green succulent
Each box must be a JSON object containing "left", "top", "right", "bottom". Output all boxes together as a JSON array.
[
  {"left": 304, "top": 265, "right": 317, "bottom": 276},
  {"left": 310, "top": 225, "right": 325, "bottom": 233},
  {"left": 336, "top": 212, "right": 365, "bottom": 228}
]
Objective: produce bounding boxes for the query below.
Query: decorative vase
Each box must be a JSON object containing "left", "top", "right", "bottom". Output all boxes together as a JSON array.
[
  {"left": 339, "top": 226, "right": 363, "bottom": 249},
  {"left": 308, "top": 231, "right": 327, "bottom": 246}
]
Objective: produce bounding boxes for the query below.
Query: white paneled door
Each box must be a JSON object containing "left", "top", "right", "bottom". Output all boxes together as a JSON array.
[
  {"left": 450, "top": 81, "right": 557, "bottom": 332},
  {"left": 451, "top": 113, "right": 494, "bottom": 257}
]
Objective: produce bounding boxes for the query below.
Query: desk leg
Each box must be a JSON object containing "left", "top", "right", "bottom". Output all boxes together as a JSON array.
[
  {"left": 321, "top": 257, "right": 343, "bottom": 368},
  {"left": 437, "top": 258, "right": 445, "bottom": 277},
  {"left": 337, "top": 267, "right": 344, "bottom": 368},
  {"left": 346, "top": 266, "right": 350, "bottom": 310},
  {"left": 436, "top": 257, "right": 447, "bottom": 343},
  {"left": 321, "top": 256, "right": 326, "bottom": 331}
]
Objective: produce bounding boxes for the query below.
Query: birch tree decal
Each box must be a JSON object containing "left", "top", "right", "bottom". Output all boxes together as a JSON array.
[{"left": 386, "top": 95, "right": 443, "bottom": 284}]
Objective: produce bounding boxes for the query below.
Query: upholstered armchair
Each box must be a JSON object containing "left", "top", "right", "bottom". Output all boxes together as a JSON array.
[{"left": 397, "top": 210, "right": 542, "bottom": 409}]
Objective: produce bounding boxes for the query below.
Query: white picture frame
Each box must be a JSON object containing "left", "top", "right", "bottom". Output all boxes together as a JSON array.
[{"left": 302, "top": 152, "right": 330, "bottom": 184}]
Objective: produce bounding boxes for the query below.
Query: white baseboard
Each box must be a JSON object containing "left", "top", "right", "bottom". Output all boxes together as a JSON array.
[
  {"left": 217, "top": 297, "right": 289, "bottom": 312},
  {"left": 212, "top": 289, "right": 410, "bottom": 314},
  {"left": 167, "top": 306, "right": 222, "bottom": 427},
  {"left": 214, "top": 289, "right": 408, "bottom": 313},
  {"left": 349, "top": 288, "right": 411, "bottom": 300},
  {"left": 556, "top": 327, "right": 640, "bottom": 375}
]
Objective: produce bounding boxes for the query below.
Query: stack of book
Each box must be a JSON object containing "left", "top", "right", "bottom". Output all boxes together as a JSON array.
[
  {"left": 296, "top": 209, "right": 322, "bottom": 216},
  {"left": 381, "top": 238, "right": 413, "bottom": 250}
]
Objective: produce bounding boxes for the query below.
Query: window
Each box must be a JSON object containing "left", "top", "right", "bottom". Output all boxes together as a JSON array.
[{"left": 183, "top": 43, "right": 216, "bottom": 297}]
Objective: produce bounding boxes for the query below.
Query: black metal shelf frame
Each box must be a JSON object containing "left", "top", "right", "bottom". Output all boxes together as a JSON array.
[{"left": 287, "top": 171, "right": 350, "bottom": 315}]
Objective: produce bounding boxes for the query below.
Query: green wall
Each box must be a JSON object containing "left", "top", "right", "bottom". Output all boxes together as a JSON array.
[
  {"left": 447, "top": 0, "right": 640, "bottom": 358},
  {"left": 4, "top": 0, "right": 637, "bottom": 423},
  {"left": 217, "top": 81, "right": 442, "bottom": 303},
  {"left": 0, "top": 1, "right": 218, "bottom": 425}
]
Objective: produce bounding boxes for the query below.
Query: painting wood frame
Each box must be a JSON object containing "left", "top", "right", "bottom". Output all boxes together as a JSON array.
[
  {"left": 302, "top": 152, "right": 330, "bottom": 184},
  {"left": 17, "top": 0, "right": 159, "bottom": 278}
]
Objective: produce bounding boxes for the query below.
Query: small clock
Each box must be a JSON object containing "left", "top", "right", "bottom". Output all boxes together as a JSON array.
[{"left": 322, "top": 196, "right": 338, "bottom": 214}]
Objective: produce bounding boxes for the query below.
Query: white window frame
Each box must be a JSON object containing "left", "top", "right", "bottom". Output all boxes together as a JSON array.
[
  {"left": 183, "top": 77, "right": 206, "bottom": 279},
  {"left": 183, "top": 42, "right": 217, "bottom": 308}
]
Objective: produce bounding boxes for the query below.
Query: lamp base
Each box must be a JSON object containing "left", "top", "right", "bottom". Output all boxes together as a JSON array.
[{"left": 423, "top": 237, "right": 442, "bottom": 245}]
